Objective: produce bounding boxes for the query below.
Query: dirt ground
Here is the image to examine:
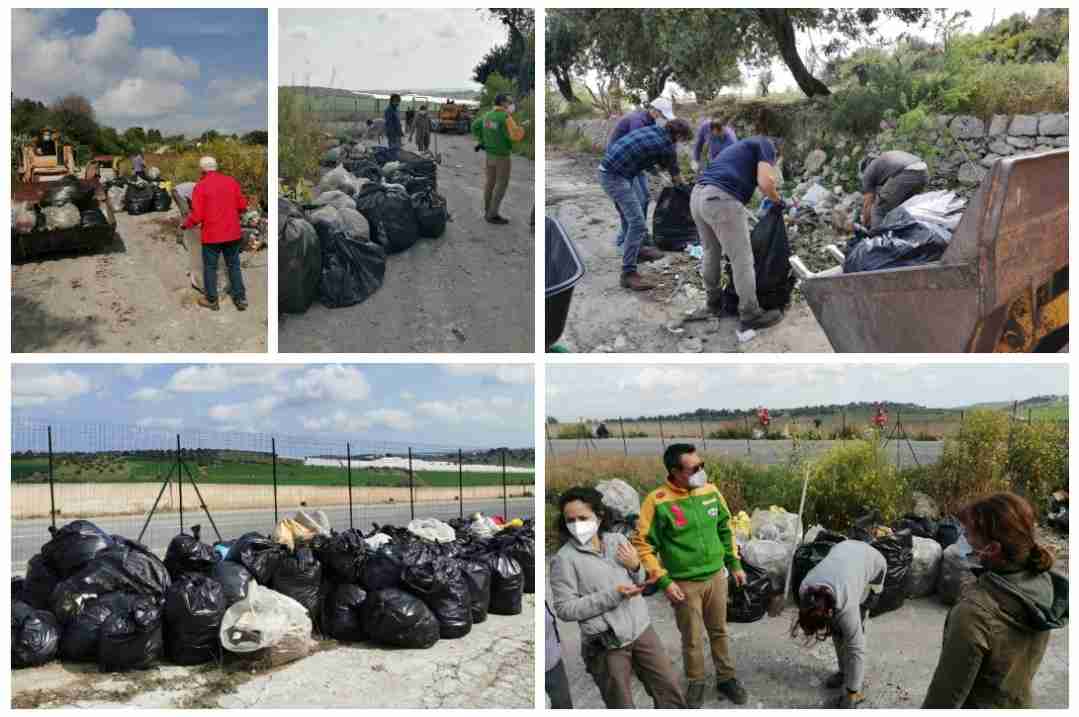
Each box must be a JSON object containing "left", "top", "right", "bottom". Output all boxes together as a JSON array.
[
  {"left": 546, "top": 150, "right": 831, "bottom": 353},
  {"left": 279, "top": 133, "right": 535, "bottom": 353},
  {"left": 12, "top": 596, "right": 535, "bottom": 708},
  {"left": 550, "top": 588, "right": 1068, "bottom": 709},
  {"left": 12, "top": 207, "right": 267, "bottom": 353}
]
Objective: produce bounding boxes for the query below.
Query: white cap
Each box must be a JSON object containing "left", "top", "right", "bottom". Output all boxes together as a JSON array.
[
  {"left": 199, "top": 156, "right": 218, "bottom": 172},
  {"left": 649, "top": 97, "right": 676, "bottom": 120}
]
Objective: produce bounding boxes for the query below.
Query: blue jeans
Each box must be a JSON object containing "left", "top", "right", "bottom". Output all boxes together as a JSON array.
[
  {"left": 388, "top": 134, "right": 402, "bottom": 150},
  {"left": 599, "top": 169, "right": 647, "bottom": 274},
  {"left": 203, "top": 240, "right": 245, "bottom": 303},
  {"left": 614, "top": 173, "right": 651, "bottom": 247}
]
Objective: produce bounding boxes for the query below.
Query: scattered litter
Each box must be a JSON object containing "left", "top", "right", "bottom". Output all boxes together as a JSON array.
[{"left": 737, "top": 328, "right": 757, "bottom": 343}]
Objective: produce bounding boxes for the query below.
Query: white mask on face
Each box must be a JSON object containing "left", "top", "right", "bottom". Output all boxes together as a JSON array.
[
  {"left": 655, "top": 116, "right": 668, "bottom": 128},
  {"left": 688, "top": 468, "right": 708, "bottom": 488},
  {"left": 568, "top": 519, "right": 599, "bottom": 545},
  {"left": 508, "top": 103, "right": 516, "bottom": 113}
]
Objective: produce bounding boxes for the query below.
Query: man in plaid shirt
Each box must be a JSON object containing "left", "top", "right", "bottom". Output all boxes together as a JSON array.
[
  {"left": 599, "top": 118, "right": 693, "bottom": 291},
  {"left": 608, "top": 97, "right": 677, "bottom": 249}
]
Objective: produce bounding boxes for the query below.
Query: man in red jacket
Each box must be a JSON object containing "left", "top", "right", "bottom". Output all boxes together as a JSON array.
[{"left": 182, "top": 156, "right": 248, "bottom": 310}]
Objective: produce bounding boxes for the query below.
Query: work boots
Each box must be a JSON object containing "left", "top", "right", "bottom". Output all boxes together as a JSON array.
[
  {"left": 740, "top": 307, "right": 783, "bottom": 331},
  {"left": 684, "top": 290, "right": 725, "bottom": 322},
  {"left": 825, "top": 672, "right": 846, "bottom": 689},
  {"left": 197, "top": 296, "right": 220, "bottom": 311},
  {"left": 838, "top": 690, "right": 866, "bottom": 709},
  {"left": 717, "top": 678, "right": 748, "bottom": 705},
  {"left": 685, "top": 681, "right": 707, "bottom": 709},
  {"left": 620, "top": 272, "right": 656, "bottom": 292},
  {"left": 637, "top": 246, "right": 664, "bottom": 262}
]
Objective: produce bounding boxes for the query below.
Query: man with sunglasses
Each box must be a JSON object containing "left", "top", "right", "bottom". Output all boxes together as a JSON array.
[{"left": 632, "top": 443, "right": 749, "bottom": 708}]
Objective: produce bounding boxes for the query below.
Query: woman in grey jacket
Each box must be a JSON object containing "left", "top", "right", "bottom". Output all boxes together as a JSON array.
[{"left": 549, "top": 486, "right": 687, "bottom": 708}]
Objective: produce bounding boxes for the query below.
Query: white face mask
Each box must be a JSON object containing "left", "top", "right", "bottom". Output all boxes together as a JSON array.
[
  {"left": 508, "top": 103, "right": 516, "bottom": 113},
  {"left": 688, "top": 468, "right": 708, "bottom": 488},
  {"left": 568, "top": 518, "right": 599, "bottom": 545},
  {"left": 654, "top": 116, "right": 668, "bottom": 128}
]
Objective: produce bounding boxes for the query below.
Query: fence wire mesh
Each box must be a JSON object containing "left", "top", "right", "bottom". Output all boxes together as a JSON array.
[{"left": 12, "top": 417, "right": 534, "bottom": 570}]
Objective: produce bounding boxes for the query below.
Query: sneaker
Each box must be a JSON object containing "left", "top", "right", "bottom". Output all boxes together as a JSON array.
[
  {"left": 234, "top": 297, "right": 248, "bottom": 311},
  {"left": 825, "top": 672, "right": 846, "bottom": 689},
  {"left": 486, "top": 215, "right": 510, "bottom": 225},
  {"left": 740, "top": 308, "right": 783, "bottom": 331},
  {"left": 838, "top": 690, "right": 865, "bottom": 709},
  {"left": 637, "top": 246, "right": 664, "bottom": 263},
  {"left": 684, "top": 303, "right": 723, "bottom": 322},
  {"left": 620, "top": 272, "right": 656, "bottom": 292},
  {"left": 197, "top": 296, "right": 220, "bottom": 311},
  {"left": 716, "top": 678, "right": 748, "bottom": 705},
  {"left": 686, "top": 681, "right": 707, "bottom": 709}
]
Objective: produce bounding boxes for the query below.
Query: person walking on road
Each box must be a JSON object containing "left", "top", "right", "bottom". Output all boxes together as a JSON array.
[
  {"left": 859, "top": 150, "right": 929, "bottom": 228},
  {"left": 472, "top": 94, "right": 525, "bottom": 225},
  {"left": 922, "top": 492, "right": 1068, "bottom": 708},
  {"left": 413, "top": 104, "right": 432, "bottom": 153},
  {"left": 550, "top": 486, "right": 688, "bottom": 709},
  {"left": 686, "top": 136, "right": 787, "bottom": 330},
  {"left": 384, "top": 94, "right": 403, "bottom": 151},
  {"left": 607, "top": 98, "right": 678, "bottom": 249},
  {"left": 632, "top": 444, "right": 749, "bottom": 708},
  {"left": 182, "top": 156, "right": 248, "bottom": 311},
  {"left": 599, "top": 119, "right": 693, "bottom": 292},
  {"left": 791, "top": 540, "right": 887, "bottom": 709}
]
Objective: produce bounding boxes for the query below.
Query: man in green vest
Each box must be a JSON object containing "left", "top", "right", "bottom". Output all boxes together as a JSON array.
[{"left": 472, "top": 94, "right": 525, "bottom": 225}]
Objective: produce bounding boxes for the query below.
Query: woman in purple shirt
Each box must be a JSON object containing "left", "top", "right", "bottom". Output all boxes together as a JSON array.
[{"left": 694, "top": 117, "right": 738, "bottom": 172}]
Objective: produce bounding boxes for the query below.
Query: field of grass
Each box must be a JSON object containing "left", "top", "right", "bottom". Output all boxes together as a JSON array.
[
  {"left": 12, "top": 457, "right": 534, "bottom": 488},
  {"left": 292, "top": 92, "right": 455, "bottom": 119}
]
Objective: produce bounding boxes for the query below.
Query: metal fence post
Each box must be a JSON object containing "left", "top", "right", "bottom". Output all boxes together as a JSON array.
[
  {"left": 408, "top": 448, "right": 415, "bottom": 521},
  {"left": 658, "top": 416, "right": 666, "bottom": 448},
  {"left": 502, "top": 448, "right": 508, "bottom": 518},
  {"left": 699, "top": 416, "right": 707, "bottom": 452},
  {"left": 347, "top": 442, "right": 354, "bottom": 531},
  {"left": 271, "top": 438, "right": 278, "bottom": 525},
  {"left": 176, "top": 434, "right": 184, "bottom": 534},
  {"left": 744, "top": 416, "right": 752, "bottom": 455},
  {"left": 458, "top": 448, "right": 464, "bottom": 520},
  {"left": 619, "top": 417, "right": 628, "bottom": 456},
  {"left": 47, "top": 425, "right": 56, "bottom": 530},
  {"left": 896, "top": 409, "right": 902, "bottom": 470}
]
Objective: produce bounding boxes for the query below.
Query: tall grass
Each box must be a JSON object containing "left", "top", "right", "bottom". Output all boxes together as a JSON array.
[
  {"left": 152, "top": 140, "right": 267, "bottom": 206},
  {"left": 278, "top": 88, "right": 323, "bottom": 190}
]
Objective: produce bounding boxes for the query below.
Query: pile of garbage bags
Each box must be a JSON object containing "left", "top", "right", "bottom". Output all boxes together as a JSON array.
[
  {"left": 13, "top": 513, "right": 534, "bottom": 672},
  {"left": 842, "top": 193, "right": 966, "bottom": 274},
  {"left": 12, "top": 177, "right": 113, "bottom": 236},
  {"left": 105, "top": 176, "right": 172, "bottom": 217}
]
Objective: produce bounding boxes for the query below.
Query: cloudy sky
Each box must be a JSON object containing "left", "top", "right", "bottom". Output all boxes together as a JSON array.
[
  {"left": 13, "top": 9, "right": 267, "bottom": 136},
  {"left": 279, "top": 9, "right": 509, "bottom": 91},
  {"left": 13, "top": 364, "right": 534, "bottom": 452},
  {"left": 547, "top": 364, "right": 1068, "bottom": 421}
]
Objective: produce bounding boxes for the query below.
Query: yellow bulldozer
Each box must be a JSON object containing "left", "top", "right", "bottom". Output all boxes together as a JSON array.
[
  {"left": 435, "top": 100, "right": 474, "bottom": 134},
  {"left": 18, "top": 128, "right": 77, "bottom": 184}
]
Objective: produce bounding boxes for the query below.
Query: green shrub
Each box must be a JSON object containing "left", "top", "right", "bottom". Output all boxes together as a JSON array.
[
  {"left": 955, "top": 62, "right": 1068, "bottom": 117},
  {"left": 556, "top": 424, "right": 593, "bottom": 440},
  {"left": 931, "top": 410, "right": 1011, "bottom": 515},
  {"left": 278, "top": 89, "right": 322, "bottom": 189},
  {"left": 1007, "top": 419, "right": 1068, "bottom": 514},
  {"left": 805, "top": 440, "right": 907, "bottom": 531},
  {"left": 154, "top": 140, "right": 267, "bottom": 205}
]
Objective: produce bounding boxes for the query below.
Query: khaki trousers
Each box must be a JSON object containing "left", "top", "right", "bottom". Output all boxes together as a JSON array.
[
  {"left": 672, "top": 570, "right": 736, "bottom": 683},
  {"left": 484, "top": 154, "right": 512, "bottom": 219},
  {"left": 584, "top": 625, "right": 688, "bottom": 709},
  {"left": 690, "top": 184, "right": 760, "bottom": 321}
]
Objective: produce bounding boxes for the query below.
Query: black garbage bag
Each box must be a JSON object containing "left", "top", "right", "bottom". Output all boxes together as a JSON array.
[
  {"left": 60, "top": 592, "right": 132, "bottom": 662},
  {"left": 868, "top": 530, "right": 913, "bottom": 617},
  {"left": 164, "top": 525, "right": 217, "bottom": 579},
  {"left": 321, "top": 583, "right": 368, "bottom": 642},
  {"left": 727, "top": 562, "right": 774, "bottom": 623},
  {"left": 411, "top": 190, "right": 448, "bottom": 239},
  {"left": 343, "top": 158, "right": 383, "bottom": 182},
  {"left": 52, "top": 540, "right": 171, "bottom": 624},
  {"left": 226, "top": 532, "right": 285, "bottom": 585},
  {"left": 791, "top": 541, "right": 837, "bottom": 605},
  {"left": 318, "top": 230, "right": 387, "bottom": 308},
  {"left": 124, "top": 184, "right": 156, "bottom": 216},
  {"left": 98, "top": 594, "right": 164, "bottom": 671},
  {"left": 24, "top": 554, "right": 60, "bottom": 610},
  {"left": 937, "top": 543, "right": 978, "bottom": 606},
  {"left": 12, "top": 576, "right": 28, "bottom": 604},
  {"left": 843, "top": 213, "right": 951, "bottom": 274},
  {"left": 12, "top": 601, "right": 60, "bottom": 668},
  {"left": 405, "top": 176, "right": 436, "bottom": 195},
  {"left": 271, "top": 547, "right": 323, "bottom": 620},
  {"left": 722, "top": 204, "right": 795, "bottom": 312},
  {"left": 151, "top": 187, "right": 172, "bottom": 212},
  {"left": 401, "top": 157, "right": 437, "bottom": 185},
  {"left": 370, "top": 146, "right": 399, "bottom": 166},
  {"left": 893, "top": 515, "right": 939, "bottom": 541},
  {"left": 486, "top": 553, "right": 524, "bottom": 616},
  {"left": 402, "top": 557, "right": 472, "bottom": 639},
  {"left": 210, "top": 561, "right": 253, "bottom": 606},
  {"left": 354, "top": 184, "right": 420, "bottom": 254},
  {"left": 936, "top": 518, "right": 962, "bottom": 549},
  {"left": 362, "top": 588, "right": 440, "bottom": 649},
  {"left": 459, "top": 559, "right": 492, "bottom": 624},
  {"left": 41, "top": 519, "right": 113, "bottom": 579},
  {"left": 653, "top": 184, "right": 698, "bottom": 251},
  {"left": 362, "top": 543, "right": 407, "bottom": 591},
  {"left": 41, "top": 177, "right": 95, "bottom": 210},
  {"left": 313, "top": 529, "right": 367, "bottom": 584},
  {"left": 279, "top": 211, "right": 321, "bottom": 314},
  {"left": 80, "top": 208, "right": 109, "bottom": 228},
  {"left": 164, "top": 574, "right": 227, "bottom": 665}
]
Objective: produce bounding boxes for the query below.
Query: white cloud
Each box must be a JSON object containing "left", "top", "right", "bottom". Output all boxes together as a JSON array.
[
  {"left": 287, "top": 25, "right": 314, "bottom": 41},
  {"left": 209, "top": 395, "right": 280, "bottom": 422},
  {"left": 137, "top": 417, "right": 183, "bottom": 430},
  {"left": 120, "top": 365, "right": 148, "bottom": 380},
  {"left": 364, "top": 409, "right": 415, "bottom": 432},
  {"left": 443, "top": 365, "right": 533, "bottom": 385},
  {"left": 137, "top": 47, "right": 200, "bottom": 81},
  {"left": 131, "top": 387, "right": 168, "bottom": 402},
  {"left": 207, "top": 77, "right": 267, "bottom": 110},
  {"left": 166, "top": 365, "right": 293, "bottom": 393},
  {"left": 95, "top": 78, "right": 192, "bottom": 119},
  {"left": 13, "top": 368, "right": 93, "bottom": 407},
  {"left": 417, "top": 397, "right": 520, "bottom": 426},
  {"left": 300, "top": 408, "right": 416, "bottom": 434},
  {"left": 293, "top": 365, "right": 370, "bottom": 401},
  {"left": 400, "top": 391, "right": 416, "bottom": 401}
]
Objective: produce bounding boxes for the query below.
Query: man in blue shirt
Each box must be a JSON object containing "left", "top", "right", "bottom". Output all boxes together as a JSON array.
[
  {"left": 599, "top": 119, "right": 693, "bottom": 291},
  {"left": 384, "top": 94, "right": 403, "bottom": 151},
  {"left": 693, "top": 117, "right": 738, "bottom": 173},
  {"left": 607, "top": 97, "right": 677, "bottom": 249},
  {"left": 687, "top": 136, "right": 786, "bottom": 330}
]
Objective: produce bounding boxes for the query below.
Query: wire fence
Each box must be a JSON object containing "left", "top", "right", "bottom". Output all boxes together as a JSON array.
[
  {"left": 282, "top": 86, "right": 480, "bottom": 130},
  {"left": 12, "top": 418, "right": 534, "bottom": 568}
]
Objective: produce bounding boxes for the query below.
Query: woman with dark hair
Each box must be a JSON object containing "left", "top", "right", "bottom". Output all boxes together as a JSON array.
[
  {"left": 922, "top": 492, "right": 1068, "bottom": 708},
  {"left": 549, "top": 486, "right": 687, "bottom": 708},
  {"left": 791, "top": 540, "right": 887, "bottom": 709}
]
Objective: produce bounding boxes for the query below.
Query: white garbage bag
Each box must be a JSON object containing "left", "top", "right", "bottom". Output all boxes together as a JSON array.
[
  {"left": 470, "top": 514, "right": 499, "bottom": 539},
  {"left": 310, "top": 189, "right": 356, "bottom": 212},
  {"left": 899, "top": 190, "right": 966, "bottom": 230},
  {"left": 407, "top": 518, "right": 456, "bottom": 543},
  {"left": 220, "top": 584, "right": 314, "bottom": 658},
  {"left": 937, "top": 542, "right": 977, "bottom": 606},
  {"left": 106, "top": 186, "right": 127, "bottom": 213},
  {"left": 751, "top": 507, "right": 802, "bottom": 544},
  {"left": 364, "top": 533, "right": 393, "bottom": 550},
  {"left": 43, "top": 203, "right": 80, "bottom": 231},
  {"left": 294, "top": 509, "right": 331, "bottom": 537},
  {"left": 596, "top": 479, "right": 641, "bottom": 522},
  {"left": 908, "top": 536, "right": 943, "bottom": 598},
  {"left": 742, "top": 539, "right": 794, "bottom": 591},
  {"left": 801, "top": 183, "right": 832, "bottom": 209},
  {"left": 13, "top": 201, "right": 36, "bottom": 234},
  {"left": 338, "top": 207, "right": 370, "bottom": 240},
  {"left": 145, "top": 166, "right": 161, "bottom": 180},
  {"left": 319, "top": 164, "right": 361, "bottom": 197}
]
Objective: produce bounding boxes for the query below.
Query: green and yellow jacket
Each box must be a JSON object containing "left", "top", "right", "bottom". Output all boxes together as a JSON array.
[{"left": 631, "top": 478, "right": 742, "bottom": 590}]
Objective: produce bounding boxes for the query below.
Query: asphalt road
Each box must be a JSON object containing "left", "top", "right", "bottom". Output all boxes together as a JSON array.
[
  {"left": 547, "top": 438, "right": 944, "bottom": 466},
  {"left": 12, "top": 497, "right": 534, "bottom": 570}
]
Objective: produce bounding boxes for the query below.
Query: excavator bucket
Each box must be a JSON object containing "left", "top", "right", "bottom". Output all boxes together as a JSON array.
[{"left": 797, "top": 149, "right": 1068, "bottom": 353}]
